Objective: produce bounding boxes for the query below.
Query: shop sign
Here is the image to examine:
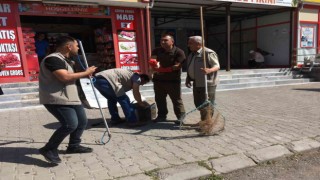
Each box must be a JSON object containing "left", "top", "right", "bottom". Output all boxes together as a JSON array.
[
  {"left": 0, "top": 2, "right": 24, "bottom": 78},
  {"left": 18, "top": 3, "right": 110, "bottom": 16},
  {"left": 113, "top": 8, "right": 140, "bottom": 71},
  {"left": 216, "top": 0, "right": 295, "bottom": 7}
]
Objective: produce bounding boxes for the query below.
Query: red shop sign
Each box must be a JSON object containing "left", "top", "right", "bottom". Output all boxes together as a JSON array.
[
  {"left": 113, "top": 8, "right": 136, "bottom": 30},
  {"left": 0, "top": 2, "right": 24, "bottom": 78}
]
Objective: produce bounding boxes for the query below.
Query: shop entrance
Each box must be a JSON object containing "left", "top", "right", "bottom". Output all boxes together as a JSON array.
[
  {"left": 150, "top": 0, "right": 294, "bottom": 69},
  {"left": 20, "top": 15, "right": 116, "bottom": 72}
]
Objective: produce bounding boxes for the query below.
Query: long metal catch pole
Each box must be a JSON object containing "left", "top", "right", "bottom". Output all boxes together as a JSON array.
[{"left": 78, "top": 40, "right": 111, "bottom": 144}]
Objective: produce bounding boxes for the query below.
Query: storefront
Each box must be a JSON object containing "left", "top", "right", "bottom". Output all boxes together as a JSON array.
[
  {"left": 0, "top": 0, "right": 149, "bottom": 83},
  {"left": 294, "top": 0, "right": 320, "bottom": 66},
  {"left": 150, "top": 0, "right": 297, "bottom": 70}
]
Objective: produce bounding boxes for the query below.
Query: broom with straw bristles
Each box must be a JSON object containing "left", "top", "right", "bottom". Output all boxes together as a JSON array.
[{"left": 197, "top": 6, "right": 225, "bottom": 136}]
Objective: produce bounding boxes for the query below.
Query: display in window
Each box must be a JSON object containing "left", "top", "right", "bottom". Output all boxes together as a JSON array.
[
  {"left": 94, "top": 27, "right": 115, "bottom": 71},
  {"left": 118, "top": 30, "right": 136, "bottom": 41},
  {"left": 118, "top": 42, "right": 137, "bottom": 52},
  {"left": 0, "top": 53, "right": 21, "bottom": 67},
  {"left": 95, "top": 28, "right": 113, "bottom": 43},
  {"left": 120, "top": 54, "right": 138, "bottom": 65}
]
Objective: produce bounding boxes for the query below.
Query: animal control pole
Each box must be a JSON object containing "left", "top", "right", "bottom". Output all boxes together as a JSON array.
[
  {"left": 200, "top": 6, "right": 208, "bottom": 100},
  {"left": 78, "top": 40, "right": 111, "bottom": 144}
]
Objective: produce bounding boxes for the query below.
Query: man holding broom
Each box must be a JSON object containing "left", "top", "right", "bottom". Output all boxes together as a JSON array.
[{"left": 185, "top": 36, "right": 224, "bottom": 135}]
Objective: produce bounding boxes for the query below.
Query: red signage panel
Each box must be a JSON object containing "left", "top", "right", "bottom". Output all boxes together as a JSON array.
[
  {"left": 0, "top": 2, "right": 24, "bottom": 78},
  {"left": 112, "top": 7, "right": 140, "bottom": 71}
]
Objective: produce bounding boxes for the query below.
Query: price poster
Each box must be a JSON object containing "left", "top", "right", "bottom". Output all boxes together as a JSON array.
[{"left": 300, "top": 26, "right": 314, "bottom": 48}]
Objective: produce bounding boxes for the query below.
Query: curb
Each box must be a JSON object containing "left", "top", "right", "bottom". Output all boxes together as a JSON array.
[{"left": 116, "top": 137, "right": 320, "bottom": 180}]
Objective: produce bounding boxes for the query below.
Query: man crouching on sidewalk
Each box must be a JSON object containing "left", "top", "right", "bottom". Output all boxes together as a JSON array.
[{"left": 94, "top": 68, "right": 150, "bottom": 127}]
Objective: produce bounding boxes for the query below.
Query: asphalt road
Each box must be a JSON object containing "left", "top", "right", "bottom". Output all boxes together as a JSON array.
[{"left": 222, "top": 148, "right": 320, "bottom": 180}]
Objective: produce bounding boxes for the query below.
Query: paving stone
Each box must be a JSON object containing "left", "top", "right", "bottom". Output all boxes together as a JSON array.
[
  {"left": 245, "top": 145, "right": 292, "bottom": 163},
  {"left": 119, "top": 174, "right": 151, "bottom": 180},
  {"left": 314, "top": 136, "right": 320, "bottom": 142},
  {"left": 0, "top": 174, "right": 15, "bottom": 180},
  {"left": 156, "top": 163, "right": 212, "bottom": 180},
  {"left": 286, "top": 138, "right": 320, "bottom": 153},
  {"left": 210, "top": 153, "right": 256, "bottom": 174},
  {"left": 90, "top": 169, "right": 111, "bottom": 180},
  {"left": 33, "top": 174, "right": 55, "bottom": 180},
  {"left": 1, "top": 83, "right": 320, "bottom": 180}
]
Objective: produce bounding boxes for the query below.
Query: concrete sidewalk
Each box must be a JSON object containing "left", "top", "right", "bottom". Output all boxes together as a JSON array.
[{"left": 0, "top": 83, "right": 320, "bottom": 180}]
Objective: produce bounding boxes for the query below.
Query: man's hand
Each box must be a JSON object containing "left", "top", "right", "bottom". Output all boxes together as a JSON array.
[
  {"left": 85, "top": 66, "right": 97, "bottom": 76},
  {"left": 200, "top": 68, "right": 211, "bottom": 75},
  {"left": 185, "top": 79, "right": 192, "bottom": 88},
  {"left": 137, "top": 101, "right": 147, "bottom": 108},
  {"left": 172, "top": 64, "right": 180, "bottom": 71}
]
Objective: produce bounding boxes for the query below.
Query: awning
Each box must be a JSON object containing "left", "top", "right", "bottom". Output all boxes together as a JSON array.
[
  {"left": 151, "top": 0, "right": 296, "bottom": 26},
  {"left": 17, "top": 0, "right": 149, "bottom": 8}
]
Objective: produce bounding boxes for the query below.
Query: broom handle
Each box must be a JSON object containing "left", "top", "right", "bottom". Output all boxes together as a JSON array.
[{"left": 200, "top": 6, "right": 208, "bottom": 101}]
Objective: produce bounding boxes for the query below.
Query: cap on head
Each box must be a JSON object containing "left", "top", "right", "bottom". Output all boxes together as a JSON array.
[{"left": 249, "top": 50, "right": 255, "bottom": 54}]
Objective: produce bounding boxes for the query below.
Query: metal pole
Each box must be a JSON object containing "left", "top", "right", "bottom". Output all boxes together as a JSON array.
[
  {"left": 200, "top": 6, "right": 208, "bottom": 100},
  {"left": 226, "top": 4, "right": 231, "bottom": 71},
  {"left": 78, "top": 40, "right": 111, "bottom": 140}
]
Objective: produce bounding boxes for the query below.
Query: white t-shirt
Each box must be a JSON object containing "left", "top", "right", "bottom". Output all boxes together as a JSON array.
[{"left": 255, "top": 52, "right": 264, "bottom": 63}]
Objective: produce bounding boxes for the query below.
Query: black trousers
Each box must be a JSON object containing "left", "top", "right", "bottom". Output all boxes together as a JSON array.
[{"left": 0, "top": 87, "right": 3, "bottom": 95}]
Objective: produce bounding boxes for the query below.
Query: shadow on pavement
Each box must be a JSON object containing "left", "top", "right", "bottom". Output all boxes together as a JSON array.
[
  {"left": 293, "top": 88, "right": 320, "bottom": 92},
  {"left": 43, "top": 122, "right": 60, "bottom": 130},
  {"left": 0, "top": 147, "right": 58, "bottom": 167},
  {"left": 43, "top": 118, "right": 112, "bottom": 130}
]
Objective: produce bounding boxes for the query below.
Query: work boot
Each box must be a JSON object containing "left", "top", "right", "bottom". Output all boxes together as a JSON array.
[
  {"left": 39, "top": 147, "right": 61, "bottom": 164},
  {"left": 66, "top": 145, "right": 93, "bottom": 154},
  {"left": 153, "top": 116, "right": 167, "bottom": 123}
]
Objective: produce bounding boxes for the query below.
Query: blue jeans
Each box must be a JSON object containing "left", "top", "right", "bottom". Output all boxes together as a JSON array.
[
  {"left": 94, "top": 77, "right": 137, "bottom": 122},
  {"left": 43, "top": 104, "right": 88, "bottom": 150}
]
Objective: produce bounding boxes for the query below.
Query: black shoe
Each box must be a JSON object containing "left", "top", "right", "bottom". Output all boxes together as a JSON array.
[
  {"left": 66, "top": 145, "right": 93, "bottom": 154},
  {"left": 153, "top": 117, "right": 167, "bottom": 123},
  {"left": 39, "top": 148, "right": 61, "bottom": 164}
]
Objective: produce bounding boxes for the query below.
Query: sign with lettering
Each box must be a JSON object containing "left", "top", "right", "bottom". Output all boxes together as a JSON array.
[
  {"left": 114, "top": 8, "right": 136, "bottom": 30},
  {"left": 112, "top": 7, "right": 140, "bottom": 71},
  {"left": 215, "top": 0, "right": 294, "bottom": 7},
  {"left": 0, "top": 2, "right": 24, "bottom": 78},
  {"left": 18, "top": 3, "right": 110, "bottom": 16}
]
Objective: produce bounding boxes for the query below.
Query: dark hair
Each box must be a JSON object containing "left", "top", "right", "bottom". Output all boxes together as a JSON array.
[
  {"left": 161, "top": 34, "right": 174, "bottom": 42},
  {"left": 55, "top": 36, "right": 76, "bottom": 49},
  {"left": 140, "top": 74, "right": 150, "bottom": 83}
]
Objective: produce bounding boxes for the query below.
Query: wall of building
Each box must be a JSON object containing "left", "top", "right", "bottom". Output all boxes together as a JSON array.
[
  {"left": 207, "top": 11, "right": 291, "bottom": 68},
  {"left": 150, "top": 18, "right": 201, "bottom": 53},
  {"left": 297, "top": 7, "right": 319, "bottom": 65}
]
